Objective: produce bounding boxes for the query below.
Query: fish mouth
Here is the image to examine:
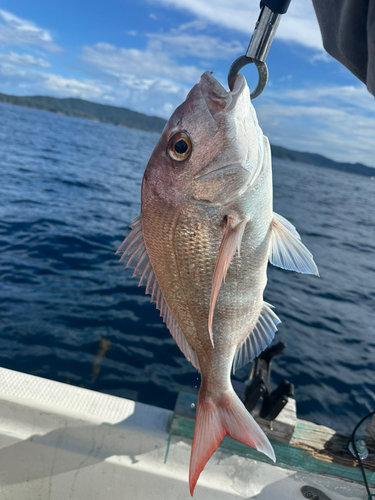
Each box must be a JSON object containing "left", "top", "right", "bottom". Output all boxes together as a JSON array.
[
  {"left": 194, "top": 72, "right": 249, "bottom": 182},
  {"left": 198, "top": 71, "right": 247, "bottom": 116}
]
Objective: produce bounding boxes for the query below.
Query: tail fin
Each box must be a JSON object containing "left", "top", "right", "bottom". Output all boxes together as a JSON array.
[{"left": 189, "top": 387, "right": 275, "bottom": 495}]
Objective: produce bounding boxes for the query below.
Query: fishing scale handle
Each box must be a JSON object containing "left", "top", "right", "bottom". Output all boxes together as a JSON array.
[
  {"left": 247, "top": 0, "right": 292, "bottom": 62},
  {"left": 227, "top": 0, "right": 292, "bottom": 97}
]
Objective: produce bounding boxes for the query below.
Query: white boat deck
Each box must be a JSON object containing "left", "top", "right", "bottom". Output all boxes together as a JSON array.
[{"left": 0, "top": 367, "right": 370, "bottom": 499}]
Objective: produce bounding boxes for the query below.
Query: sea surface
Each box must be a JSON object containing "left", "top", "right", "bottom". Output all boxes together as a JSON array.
[{"left": 0, "top": 102, "right": 374, "bottom": 434}]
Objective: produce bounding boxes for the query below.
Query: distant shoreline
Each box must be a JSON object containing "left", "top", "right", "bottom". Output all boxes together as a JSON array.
[{"left": 1, "top": 92, "right": 373, "bottom": 177}]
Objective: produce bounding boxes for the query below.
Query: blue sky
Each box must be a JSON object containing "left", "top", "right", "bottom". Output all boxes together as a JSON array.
[{"left": 0, "top": 0, "right": 374, "bottom": 166}]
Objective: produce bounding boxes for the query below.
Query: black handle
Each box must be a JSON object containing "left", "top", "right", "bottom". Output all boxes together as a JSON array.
[{"left": 260, "top": 0, "right": 292, "bottom": 15}]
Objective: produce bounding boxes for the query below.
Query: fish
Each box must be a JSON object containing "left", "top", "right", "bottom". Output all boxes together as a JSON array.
[{"left": 117, "top": 71, "right": 318, "bottom": 495}]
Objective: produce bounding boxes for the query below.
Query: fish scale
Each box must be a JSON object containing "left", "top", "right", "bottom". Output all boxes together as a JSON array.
[{"left": 174, "top": 205, "right": 263, "bottom": 351}]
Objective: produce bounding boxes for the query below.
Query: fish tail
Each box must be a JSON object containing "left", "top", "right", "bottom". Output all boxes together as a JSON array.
[{"left": 189, "top": 386, "right": 275, "bottom": 496}]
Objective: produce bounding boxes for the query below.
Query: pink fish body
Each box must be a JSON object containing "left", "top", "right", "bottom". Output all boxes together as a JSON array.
[{"left": 117, "top": 72, "right": 318, "bottom": 495}]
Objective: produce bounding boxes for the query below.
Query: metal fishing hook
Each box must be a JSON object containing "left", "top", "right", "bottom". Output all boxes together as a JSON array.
[
  {"left": 228, "top": 57, "right": 268, "bottom": 99},
  {"left": 228, "top": 0, "right": 292, "bottom": 99}
]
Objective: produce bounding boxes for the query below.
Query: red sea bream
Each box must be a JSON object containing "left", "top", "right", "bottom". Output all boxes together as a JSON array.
[{"left": 117, "top": 71, "right": 318, "bottom": 495}]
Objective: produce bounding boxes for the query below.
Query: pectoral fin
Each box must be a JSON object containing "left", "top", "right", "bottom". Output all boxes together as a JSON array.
[
  {"left": 269, "top": 213, "right": 319, "bottom": 276},
  {"left": 208, "top": 216, "right": 248, "bottom": 346}
]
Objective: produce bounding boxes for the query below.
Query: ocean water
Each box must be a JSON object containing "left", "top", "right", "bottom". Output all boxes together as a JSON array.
[{"left": 0, "top": 102, "right": 374, "bottom": 434}]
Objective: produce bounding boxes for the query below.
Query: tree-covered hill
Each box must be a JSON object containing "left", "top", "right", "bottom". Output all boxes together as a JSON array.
[{"left": 0, "top": 93, "right": 166, "bottom": 134}]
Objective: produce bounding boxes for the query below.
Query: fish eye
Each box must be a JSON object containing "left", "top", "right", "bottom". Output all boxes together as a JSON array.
[{"left": 167, "top": 132, "right": 192, "bottom": 162}]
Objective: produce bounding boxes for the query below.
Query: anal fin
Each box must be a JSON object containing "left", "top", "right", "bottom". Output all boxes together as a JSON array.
[
  {"left": 209, "top": 215, "right": 248, "bottom": 346},
  {"left": 233, "top": 302, "right": 281, "bottom": 373}
]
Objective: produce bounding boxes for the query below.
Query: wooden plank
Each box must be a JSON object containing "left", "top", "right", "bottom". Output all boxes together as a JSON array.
[{"left": 171, "top": 391, "right": 375, "bottom": 487}]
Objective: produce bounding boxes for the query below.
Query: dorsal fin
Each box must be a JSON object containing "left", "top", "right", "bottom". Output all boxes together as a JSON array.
[
  {"left": 117, "top": 216, "right": 199, "bottom": 371},
  {"left": 208, "top": 215, "right": 248, "bottom": 346},
  {"left": 269, "top": 213, "right": 319, "bottom": 276},
  {"left": 232, "top": 302, "right": 281, "bottom": 373}
]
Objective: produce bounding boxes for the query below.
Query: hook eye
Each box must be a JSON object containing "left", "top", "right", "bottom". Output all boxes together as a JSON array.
[{"left": 228, "top": 56, "right": 268, "bottom": 100}]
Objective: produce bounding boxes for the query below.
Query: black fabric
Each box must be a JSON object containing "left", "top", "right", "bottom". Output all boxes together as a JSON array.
[{"left": 312, "top": 0, "right": 375, "bottom": 97}]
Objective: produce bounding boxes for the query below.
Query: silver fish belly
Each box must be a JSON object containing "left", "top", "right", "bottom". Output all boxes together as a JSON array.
[{"left": 117, "top": 71, "right": 318, "bottom": 495}]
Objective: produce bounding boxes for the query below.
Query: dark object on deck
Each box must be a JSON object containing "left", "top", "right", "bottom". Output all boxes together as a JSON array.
[
  {"left": 301, "top": 485, "right": 332, "bottom": 500},
  {"left": 244, "top": 341, "right": 294, "bottom": 420}
]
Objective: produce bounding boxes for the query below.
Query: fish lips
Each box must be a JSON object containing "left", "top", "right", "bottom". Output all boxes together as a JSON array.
[{"left": 198, "top": 71, "right": 247, "bottom": 117}]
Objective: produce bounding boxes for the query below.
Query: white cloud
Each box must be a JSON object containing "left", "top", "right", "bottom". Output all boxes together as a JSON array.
[
  {"left": 147, "top": 32, "right": 243, "bottom": 60},
  {"left": 256, "top": 87, "right": 375, "bottom": 167},
  {"left": 0, "top": 10, "right": 51, "bottom": 41},
  {"left": 40, "top": 74, "right": 110, "bottom": 99},
  {"left": 0, "top": 9, "right": 60, "bottom": 51},
  {"left": 179, "top": 20, "right": 208, "bottom": 32},
  {"left": 81, "top": 42, "right": 202, "bottom": 83},
  {"left": 0, "top": 61, "right": 111, "bottom": 101},
  {"left": 310, "top": 52, "right": 332, "bottom": 64},
  {"left": 80, "top": 22, "right": 230, "bottom": 117},
  {"left": 79, "top": 21, "right": 242, "bottom": 115},
  {"left": 278, "top": 2, "right": 323, "bottom": 50},
  {"left": 149, "top": 0, "right": 324, "bottom": 52},
  {"left": 0, "top": 56, "right": 189, "bottom": 118},
  {"left": 0, "top": 51, "right": 50, "bottom": 67},
  {"left": 278, "top": 74, "right": 293, "bottom": 83},
  {"left": 268, "top": 85, "right": 375, "bottom": 113},
  {"left": 112, "top": 78, "right": 189, "bottom": 117}
]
